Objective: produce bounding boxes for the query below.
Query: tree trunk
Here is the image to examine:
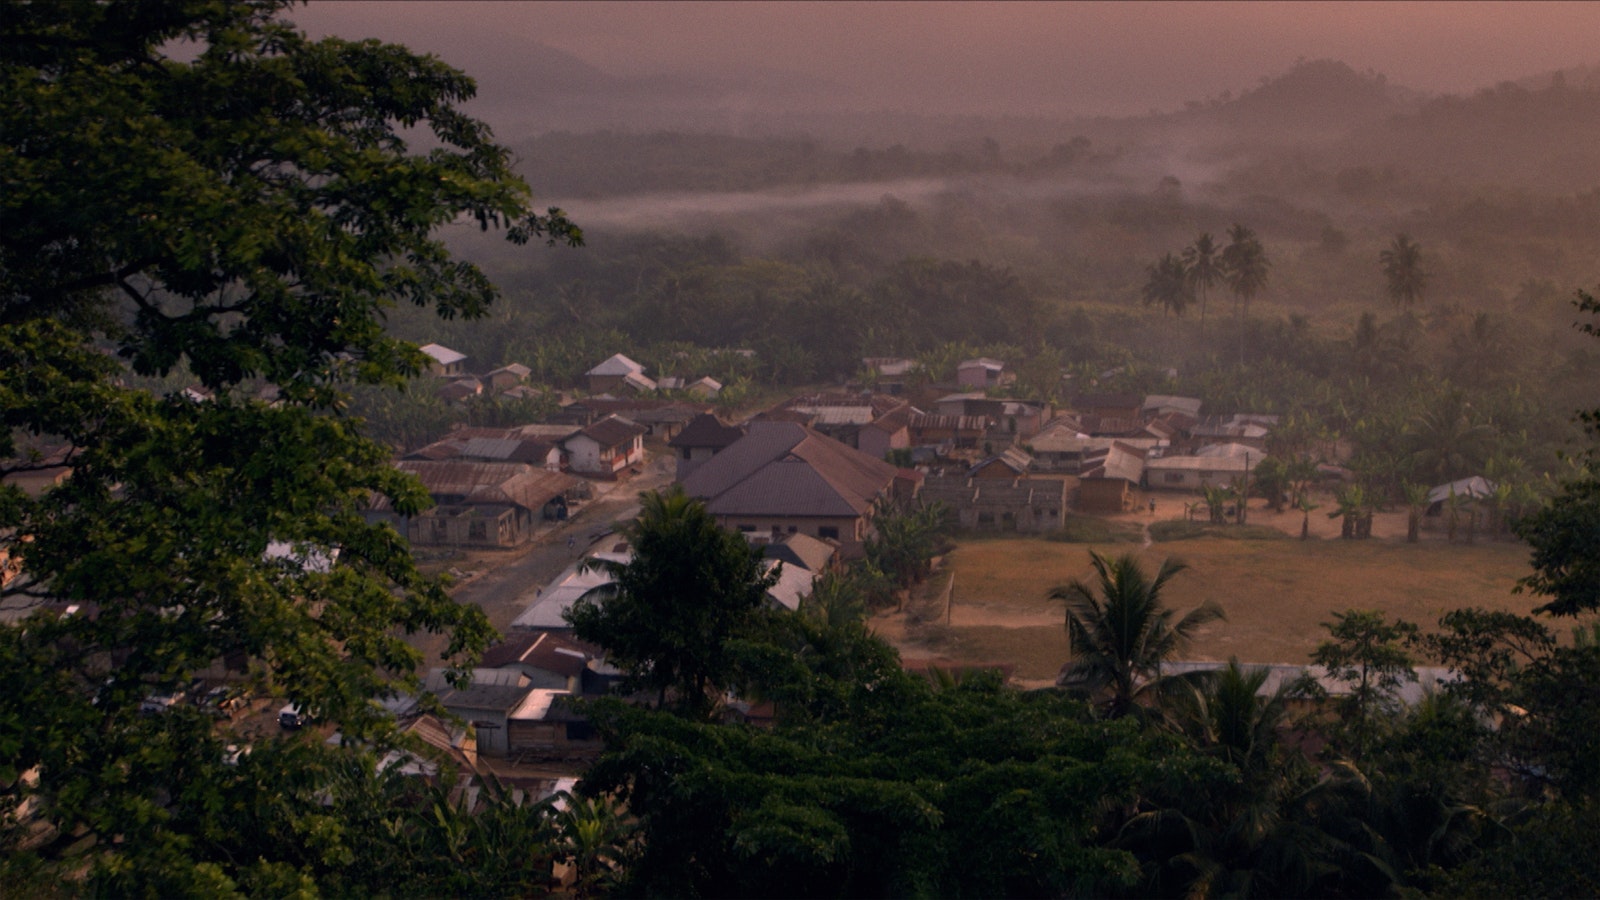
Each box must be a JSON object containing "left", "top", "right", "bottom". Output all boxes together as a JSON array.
[{"left": 1407, "top": 511, "right": 1420, "bottom": 543}]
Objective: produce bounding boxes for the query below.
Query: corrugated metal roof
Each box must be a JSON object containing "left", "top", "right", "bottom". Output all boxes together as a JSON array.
[
  {"left": 1428, "top": 476, "right": 1495, "bottom": 505},
  {"left": 420, "top": 343, "right": 466, "bottom": 365},
  {"left": 586, "top": 353, "right": 644, "bottom": 376}
]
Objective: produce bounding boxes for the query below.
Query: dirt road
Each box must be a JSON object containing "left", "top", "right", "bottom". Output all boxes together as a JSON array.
[{"left": 407, "top": 455, "right": 676, "bottom": 665}]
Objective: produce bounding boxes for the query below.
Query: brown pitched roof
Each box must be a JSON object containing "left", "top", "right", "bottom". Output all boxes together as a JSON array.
[
  {"left": 377, "top": 460, "right": 576, "bottom": 511},
  {"left": 572, "top": 415, "right": 648, "bottom": 448},
  {"left": 669, "top": 413, "right": 746, "bottom": 450},
  {"left": 681, "top": 421, "right": 901, "bottom": 518},
  {"left": 480, "top": 631, "right": 596, "bottom": 677}
]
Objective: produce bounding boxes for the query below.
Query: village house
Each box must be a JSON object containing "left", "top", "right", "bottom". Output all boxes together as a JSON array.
[
  {"left": 1141, "top": 394, "right": 1204, "bottom": 420},
  {"left": 776, "top": 393, "right": 911, "bottom": 452},
  {"left": 554, "top": 397, "right": 712, "bottom": 435},
  {"left": 1424, "top": 475, "right": 1497, "bottom": 531},
  {"left": 1143, "top": 443, "right": 1262, "bottom": 491},
  {"left": 480, "top": 631, "right": 601, "bottom": 693},
  {"left": 584, "top": 353, "right": 655, "bottom": 395},
  {"left": 956, "top": 358, "right": 1005, "bottom": 389},
  {"left": 561, "top": 415, "right": 648, "bottom": 479},
  {"left": 511, "top": 551, "right": 631, "bottom": 632},
  {"left": 860, "top": 356, "right": 917, "bottom": 394},
  {"left": 405, "top": 427, "right": 564, "bottom": 471},
  {"left": 908, "top": 412, "right": 989, "bottom": 451},
  {"left": 1190, "top": 414, "right": 1276, "bottom": 451},
  {"left": 418, "top": 343, "right": 468, "bottom": 377},
  {"left": 483, "top": 363, "right": 532, "bottom": 394},
  {"left": 368, "top": 459, "right": 578, "bottom": 547},
  {"left": 680, "top": 420, "right": 921, "bottom": 544},
  {"left": 668, "top": 413, "right": 747, "bottom": 480},
  {"left": 918, "top": 472, "right": 1067, "bottom": 533},
  {"left": 422, "top": 668, "right": 536, "bottom": 758},
  {"left": 436, "top": 376, "right": 482, "bottom": 405},
  {"left": 968, "top": 447, "right": 1034, "bottom": 480},
  {"left": 1076, "top": 441, "right": 1148, "bottom": 513},
  {"left": 858, "top": 403, "right": 916, "bottom": 460}
]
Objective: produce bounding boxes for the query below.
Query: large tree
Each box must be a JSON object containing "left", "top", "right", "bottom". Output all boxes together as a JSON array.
[
  {"left": 1050, "top": 551, "right": 1224, "bottom": 718},
  {"left": 0, "top": 1, "right": 575, "bottom": 890},
  {"left": 1141, "top": 251, "right": 1193, "bottom": 319},
  {"left": 565, "top": 487, "right": 778, "bottom": 717}
]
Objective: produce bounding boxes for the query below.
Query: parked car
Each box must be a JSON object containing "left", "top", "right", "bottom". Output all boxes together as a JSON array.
[{"left": 278, "top": 703, "right": 307, "bottom": 729}]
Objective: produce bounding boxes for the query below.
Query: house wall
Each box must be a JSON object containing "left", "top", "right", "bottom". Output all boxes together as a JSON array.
[
  {"left": 719, "top": 514, "right": 865, "bottom": 542},
  {"left": 1143, "top": 466, "right": 1241, "bottom": 491},
  {"left": 1078, "top": 479, "right": 1133, "bottom": 513},
  {"left": 450, "top": 708, "right": 510, "bottom": 757},
  {"left": 567, "top": 435, "right": 644, "bottom": 477},
  {"left": 587, "top": 373, "right": 629, "bottom": 394},
  {"left": 486, "top": 370, "right": 524, "bottom": 393},
  {"left": 370, "top": 505, "right": 534, "bottom": 548},
  {"left": 957, "top": 367, "right": 1000, "bottom": 388},
  {"left": 859, "top": 425, "right": 909, "bottom": 460},
  {"left": 919, "top": 478, "right": 1067, "bottom": 533}
]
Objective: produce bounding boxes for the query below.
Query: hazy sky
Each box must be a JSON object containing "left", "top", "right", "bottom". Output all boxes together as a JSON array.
[{"left": 294, "top": 1, "right": 1600, "bottom": 118}]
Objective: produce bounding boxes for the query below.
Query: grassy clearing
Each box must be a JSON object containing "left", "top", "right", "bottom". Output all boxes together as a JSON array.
[
  {"left": 888, "top": 536, "right": 1538, "bottom": 682},
  {"left": 1045, "top": 515, "right": 1145, "bottom": 544},
  {"left": 1150, "top": 521, "right": 1289, "bottom": 542}
]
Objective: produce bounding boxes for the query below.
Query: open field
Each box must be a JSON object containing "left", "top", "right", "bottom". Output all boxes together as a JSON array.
[{"left": 872, "top": 530, "right": 1538, "bottom": 686}]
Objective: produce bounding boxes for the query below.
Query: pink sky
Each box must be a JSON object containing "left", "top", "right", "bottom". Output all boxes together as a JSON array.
[{"left": 295, "top": 1, "right": 1600, "bottom": 117}]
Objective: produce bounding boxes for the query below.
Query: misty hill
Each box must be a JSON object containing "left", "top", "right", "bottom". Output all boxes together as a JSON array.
[{"left": 1336, "top": 79, "right": 1600, "bottom": 193}]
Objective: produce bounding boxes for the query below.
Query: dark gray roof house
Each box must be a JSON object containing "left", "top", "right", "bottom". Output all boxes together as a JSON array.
[{"left": 680, "top": 420, "right": 920, "bottom": 542}]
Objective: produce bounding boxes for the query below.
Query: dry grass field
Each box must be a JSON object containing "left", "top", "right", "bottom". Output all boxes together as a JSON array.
[{"left": 872, "top": 525, "right": 1540, "bottom": 686}]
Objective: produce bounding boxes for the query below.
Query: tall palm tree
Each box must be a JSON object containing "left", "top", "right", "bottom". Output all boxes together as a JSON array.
[
  {"left": 1379, "top": 233, "right": 1427, "bottom": 309},
  {"left": 1221, "top": 223, "right": 1270, "bottom": 363},
  {"left": 1141, "top": 252, "right": 1192, "bottom": 318},
  {"left": 1049, "top": 552, "right": 1224, "bottom": 718},
  {"left": 1183, "top": 232, "right": 1222, "bottom": 337}
]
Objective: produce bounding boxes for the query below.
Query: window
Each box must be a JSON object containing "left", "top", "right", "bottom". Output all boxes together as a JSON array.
[
  {"left": 787, "top": 526, "right": 798, "bottom": 533},
  {"left": 818, "top": 526, "right": 840, "bottom": 540},
  {"left": 469, "top": 520, "right": 488, "bottom": 540},
  {"left": 738, "top": 525, "right": 755, "bottom": 533},
  {"left": 1164, "top": 472, "right": 1186, "bottom": 484}
]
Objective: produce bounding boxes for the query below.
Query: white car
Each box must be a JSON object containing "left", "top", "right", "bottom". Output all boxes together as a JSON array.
[{"left": 278, "top": 703, "right": 307, "bottom": 729}]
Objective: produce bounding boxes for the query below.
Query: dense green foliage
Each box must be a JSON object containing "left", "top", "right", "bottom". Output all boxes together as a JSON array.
[{"left": 0, "top": 1, "right": 575, "bottom": 891}]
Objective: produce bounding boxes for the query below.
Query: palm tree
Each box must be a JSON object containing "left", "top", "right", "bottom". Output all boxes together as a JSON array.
[
  {"left": 1379, "top": 233, "right": 1427, "bottom": 309},
  {"left": 1221, "top": 223, "right": 1270, "bottom": 363},
  {"left": 1175, "top": 658, "right": 1294, "bottom": 775},
  {"left": 1141, "top": 252, "right": 1193, "bottom": 319},
  {"left": 1183, "top": 233, "right": 1222, "bottom": 337},
  {"left": 1407, "top": 391, "right": 1496, "bottom": 484},
  {"left": 1049, "top": 552, "right": 1224, "bottom": 718}
]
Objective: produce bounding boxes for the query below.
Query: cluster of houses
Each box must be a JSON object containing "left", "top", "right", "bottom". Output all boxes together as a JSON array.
[
  {"left": 380, "top": 350, "right": 1301, "bottom": 553},
  {"left": 418, "top": 345, "right": 723, "bottom": 407}
]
